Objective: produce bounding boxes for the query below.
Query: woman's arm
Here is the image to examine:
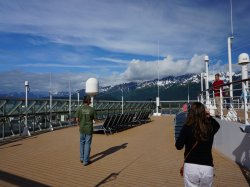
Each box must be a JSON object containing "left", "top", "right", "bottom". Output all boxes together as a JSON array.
[
  {"left": 175, "top": 125, "right": 187, "bottom": 150},
  {"left": 211, "top": 117, "right": 220, "bottom": 134}
]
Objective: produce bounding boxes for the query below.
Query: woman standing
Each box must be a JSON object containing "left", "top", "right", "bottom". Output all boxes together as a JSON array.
[{"left": 175, "top": 102, "right": 220, "bottom": 187}]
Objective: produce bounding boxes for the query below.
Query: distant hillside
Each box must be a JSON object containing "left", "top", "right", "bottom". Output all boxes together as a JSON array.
[
  {"left": 0, "top": 72, "right": 242, "bottom": 101},
  {"left": 96, "top": 82, "right": 201, "bottom": 101},
  {"left": 95, "top": 72, "right": 241, "bottom": 101}
]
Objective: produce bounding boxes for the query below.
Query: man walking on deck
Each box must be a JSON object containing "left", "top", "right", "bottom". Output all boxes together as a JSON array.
[
  {"left": 76, "top": 96, "right": 96, "bottom": 166},
  {"left": 212, "top": 73, "right": 224, "bottom": 118}
]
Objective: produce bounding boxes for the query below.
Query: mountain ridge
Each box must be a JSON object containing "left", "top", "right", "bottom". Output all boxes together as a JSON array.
[{"left": 0, "top": 72, "right": 242, "bottom": 101}]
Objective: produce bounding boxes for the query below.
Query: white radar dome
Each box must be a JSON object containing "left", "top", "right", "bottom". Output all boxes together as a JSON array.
[
  {"left": 204, "top": 55, "right": 209, "bottom": 62},
  {"left": 238, "top": 53, "right": 250, "bottom": 65},
  {"left": 86, "top": 78, "right": 99, "bottom": 96},
  {"left": 25, "top": 81, "right": 29, "bottom": 86}
]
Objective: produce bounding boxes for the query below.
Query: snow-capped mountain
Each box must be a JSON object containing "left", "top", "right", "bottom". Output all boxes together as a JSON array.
[
  {"left": 0, "top": 72, "right": 242, "bottom": 100},
  {"left": 100, "top": 74, "right": 200, "bottom": 93},
  {"left": 100, "top": 72, "right": 241, "bottom": 93},
  {"left": 96, "top": 72, "right": 242, "bottom": 101}
]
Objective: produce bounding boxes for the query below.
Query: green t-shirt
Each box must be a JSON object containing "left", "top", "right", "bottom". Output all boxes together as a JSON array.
[{"left": 76, "top": 105, "right": 96, "bottom": 134}]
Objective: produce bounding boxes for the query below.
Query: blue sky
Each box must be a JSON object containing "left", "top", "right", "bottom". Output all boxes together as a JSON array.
[{"left": 0, "top": 0, "right": 250, "bottom": 93}]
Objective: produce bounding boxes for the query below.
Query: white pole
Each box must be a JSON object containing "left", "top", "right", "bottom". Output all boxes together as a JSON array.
[
  {"left": 201, "top": 73, "right": 204, "bottom": 92},
  {"left": 25, "top": 82, "right": 28, "bottom": 127},
  {"left": 201, "top": 73, "right": 204, "bottom": 103},
  {"left": 156, "top": 42, "right": 161, "bottom": 115},
  {"left": 156, "top": 97, "right": 159, "bottom": 113},
  {"left": 90, "top": 96, "right": 94, "bottom": 107},
  {"left": 188, "top": 83, "right": 190, "bottom": 103},
  {"left": 205, "top": 56, "right": 210, "bottom": 104},
  {"left": 157, "top": 41, "right": 160, "bottom": 99},
  {"left": 22, "top": 81, "right": 31, "bottom": 136},
  {"left": 230, "top": 0, "right": 234, "bottom": 36},
  {"left": 228, "top": 0, "right": 234, "bottom": 97},
  {"left": 49, "top": 73, "right": 53, "bottom": 131},
  {"left": 219, "top": 87, "right": 223, "bottom": 119},
  {"left": 49, "top": 92, "right": 53, "bottom": 128},
  {"left": 77, "top": 91, "right": 80, "bottom": 106},
  {"left": 69, "top": 80, "right": 71, "bottom": 125},
  {"left": 228, "top": 36, "right": 234, "bottom": 97},
  {"left": 242, "top": 64, "right": 249, "bottom": 124},
  {"left": 122, "top": 95, "right": 124, "bottom": 114},
  {"left": 156, "top": 97, "right": 159, "bottom": 114},
  {"left": 238, "top": 53, "right": 250, "bottom": 124},
  {"left": 243, "top": 82, "right": 249, "bottom": 124},
  {"left": 157, "top": 42, "right": 159, "bottom": 114},
  {"left": 121, "top": 87, "right": 124, "bottom": 114},
  {"left": 153, "top": 42, "right": 161, "bottom": 116}
]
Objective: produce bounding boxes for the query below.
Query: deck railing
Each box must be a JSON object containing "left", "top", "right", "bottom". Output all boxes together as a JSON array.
[
  {"left": 0, "top": 99, "right": 154, "bottom": 140},
  {"left": 199, "top": 78, "right": 250, "bottom": 128}
]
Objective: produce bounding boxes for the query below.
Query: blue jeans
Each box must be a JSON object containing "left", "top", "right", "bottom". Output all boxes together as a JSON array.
[{"left": 80, "top": 133, "right": 92, "bottom": 164}]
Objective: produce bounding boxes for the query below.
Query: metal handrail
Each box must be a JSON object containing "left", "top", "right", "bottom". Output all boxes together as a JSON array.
[
  {"left": 199, "top": 78, "right": 250, "bottom": 125},
  {"left": 0, "top": 99, "right": 156, "bottom": 140}
]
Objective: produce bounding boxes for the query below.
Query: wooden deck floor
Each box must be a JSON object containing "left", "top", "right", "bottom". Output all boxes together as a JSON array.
[{"left": 0, "top": 116, "right": 249, "bottom": 187}]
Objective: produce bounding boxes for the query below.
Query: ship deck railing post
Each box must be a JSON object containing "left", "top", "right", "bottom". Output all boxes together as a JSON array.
[
  {"left": 2, "top": 119, "right": 4, "bottom": 140},
  {"left": 243, "top": 83, "right": 249, "bottom": 124},
  {"left": 220, "top": 87, "right": 223, "bottom": 119}
]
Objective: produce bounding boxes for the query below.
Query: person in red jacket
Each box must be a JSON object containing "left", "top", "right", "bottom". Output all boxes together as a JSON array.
[{"left": 212, "top": 73, "right": 224, "bottom": 117}]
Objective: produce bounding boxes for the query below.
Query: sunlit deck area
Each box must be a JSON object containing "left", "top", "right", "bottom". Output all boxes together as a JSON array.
[{"left": 0, "top": 116, "right": 249, "bottom": 187}]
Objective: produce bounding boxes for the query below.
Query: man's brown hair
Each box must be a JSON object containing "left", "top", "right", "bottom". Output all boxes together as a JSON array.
[{"left": 83, "top": 96, "right": 91, "bottom": 104}]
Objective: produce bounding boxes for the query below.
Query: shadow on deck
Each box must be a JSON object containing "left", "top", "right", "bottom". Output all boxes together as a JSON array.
[{"left": 0, "top": 116, "right": 249, "bottom": 187}]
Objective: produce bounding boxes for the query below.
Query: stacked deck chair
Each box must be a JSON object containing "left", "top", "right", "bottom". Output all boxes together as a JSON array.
[
  {"left": 93, "top": 115, "right": 112, "bottom": 135},
  {"left": 94, "top": 110, "right": 152, "bottom": 135},
  {"left": 132, "top": 110, "right": 151, "bottom": 125}
]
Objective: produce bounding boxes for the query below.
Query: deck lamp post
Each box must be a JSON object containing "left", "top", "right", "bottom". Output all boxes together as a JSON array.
[
  {"left": 204, "top": 56, "right": 210, "bottom": 104},
  {"left": 49, "top": 74, "right": 53, "bottom": 131},
  {"left": 49, "top": 89, "right": 54, "bottom": 131},
  {"left": 228, "top": 36, "right": 234, "bottom": 98},
  {"left": 77, "top": 91, "right": 80, "bottom": 106},
  {"left": 121, "top": 85, "right": 124, "bottom": 114},
  {"left": 204, "top": 55, "right": 216, "bottom": 116},
  {"left": 153, "top": 42, "right": 161, "bottom": 116},
  {"left": 68, "top": 80, "right": 72, "bottom": 126},
  {"left": 238, "top": 53, "right": 250, "bottom": 125},
  {"left": 22, "top": 81, "right": 31, "bottom": 136},
  {"left": 200, "top": 72, "right": 204, "bottom": 103}
]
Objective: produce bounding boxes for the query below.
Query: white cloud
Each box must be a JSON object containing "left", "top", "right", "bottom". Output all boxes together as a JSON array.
[
  {"left": 121, "top": 54, "right": 207, "bottom": 81},
  {"left": 1, "top": 0, "right": 247, "bottom": 57},
  {"left": 0, "top": 70, "right": 95, "bottom": 93},
  {"left": 187, "top": 55, "right": 206, "bottom": 73},
  {"left": 120, "top": 53, "right": 247, "bottom": 82},
  {"left": 17, "top": 63, "right": 118, "bottom": 69},
  {"left": 95, "top": 57, "right": 129, "bottom": 65},
  {"left": 0, "top": 54, "right": 247, "bottom": 93},
  {"left": 0, "top": 0, "right": 250, "bottom": 94},
  {"left": 0, "top": 55, "right": 196, "bottom": 93}
]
